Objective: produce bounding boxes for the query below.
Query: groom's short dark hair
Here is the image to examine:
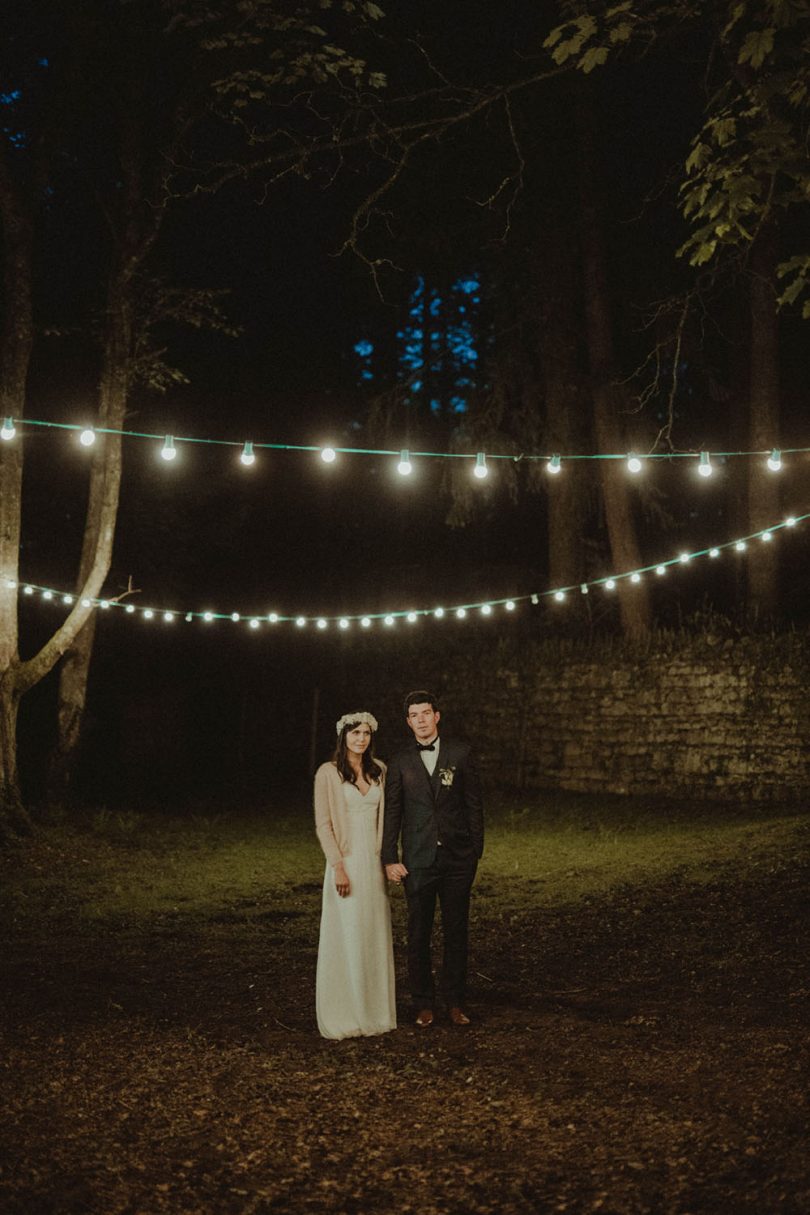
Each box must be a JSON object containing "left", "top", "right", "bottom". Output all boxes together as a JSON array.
[{"left": 403, "top": 690, "right": 439, "bottom": 716}]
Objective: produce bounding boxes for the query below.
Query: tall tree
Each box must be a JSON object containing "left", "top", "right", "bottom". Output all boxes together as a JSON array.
[{"left": 0, "top": 0, "right": 386, "bottom": 833}]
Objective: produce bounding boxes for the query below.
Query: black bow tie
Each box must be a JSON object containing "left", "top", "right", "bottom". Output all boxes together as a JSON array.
[{"left": 417, "top": 741, "right": 436, "bottom": 752}]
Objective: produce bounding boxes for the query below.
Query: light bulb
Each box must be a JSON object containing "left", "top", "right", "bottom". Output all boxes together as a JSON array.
[
  {"left": 698, "top": 451, "right": 712, "bottom": 477},
  {"left": 240, "top": 441, "right": 255, "bottom": 467},
  {"left": 630, "top": 572, "right": 641, "bottom": 583},
  {"left": 62, "top": 594, "right": 73, "bottom": 605},
  {"left": 554, "top": 590, "right": 566, "bottom": 602},
  {"left": 384, "top": 615, "right": 395, "bottom": 626},
  {"left": 735, "top": 541, "right": 747, "bottom": 552},
  {"left": 406, "top": 611, "right": 418, "bottom": 623},
  {"left": 473, "top": 452, "right": 488, "bottom": 479},
  {"left": 761, "top": 531, "right": 772, "bottom": 542},
  {"left": 231, "top": 612, "right": 240, "bottom": 622},
  {"left": 317, "top": 618, "right": 327, "bottom": 629},
  {"left": 679, "top": 552, "right": 691, "bottom": 563},
  {"left": 580, "top": 584, "right": 589, "bottom": 595},
  {"left": 656, "top": 565, "right": 667, "bottom": 576},
  {"left": 125, "top": 604, "right": 136, "bottom": 614},
  {"left": 320, "top": 446, "right": 337, "bottom": 464},
  {"left": 786, "top": 516, "right": 797, "bottom": 527},
  {"left": 268, "top": 613, "right": 279, "bottom": 623},
  {"left": 43, "top": 589, "right": 53, "bottom": 600},
  {"left": 203, "top": 611, "right": 214, "bottom": 622},
  {"left": 397, "top": 450, "right": 412, "bottom": 476},
  {"left": 505, "top": 600, "right": 515, "bottom": 611},
  {"left": 547, "top": 453, "right": 562, "bottom": 475},
  {"left": 143, "top": 608, "right": 154, "bottom": 620},
  {"left": 79, "top": 428, "right": 96, "bottom": 447},
  {"left": 164, "top": 612, "right": 175, "bottom": 623},
  {"left": 1, "top": 417, "right": 15, "bottom": 441},
  {"left": 480, "top": 604, "right": 492, "bottom": 615},
  {"left": 455, "top": 608, "right": 467, "bottom": 618},
  {"left": 627, "top": 453, "right": 642, "bottom": 474},
  {"left": 339, "top": 618, "right": 350, "bottom": 630},
  {"left": 709, "top": 548, "right": 720, "bottom": 558},
  {"left": 360, "top": 616, "right": 371, "bottom": 628},
  {"left": 766, "top": 449, "right": 782, "bottom": 472},
  {"left": 161, "top": 435, "right": 177, "bottom": 461},
  {"left": 605, "top": 580, "right": 616, "bottom": 591},
  {"left": 433, "top": 607, "right": 445, "bottom": 618},
  {"left": 249, "top": 618, "right": 260, "bottom": 629},
  {"left": 295, "top": 616, "right": 306, "bottom": 627}
]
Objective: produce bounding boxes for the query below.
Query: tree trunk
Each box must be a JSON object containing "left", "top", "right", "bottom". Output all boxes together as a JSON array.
[
  {"left": 746, "top": 226, "right": 781, "bottom": 620},
  {"left": 47, "top": 93, "right": 152, "bottom": 804},
  {"left": 576, "top": 93, "right": 651, "bottom": 637},
  {"left": 47, "top": 290, "right": 131, "bottom": 803},
  {"left": 535, "top": 218, "right": 590, "bottom": 593},
  {"left": 0, "top": 147, "right": 35, "bottom": 833}
]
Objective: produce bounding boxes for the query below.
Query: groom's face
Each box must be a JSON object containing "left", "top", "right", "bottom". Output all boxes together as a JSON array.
[{"left": 406, "top": 703, "right": 440, "bottom": 742}]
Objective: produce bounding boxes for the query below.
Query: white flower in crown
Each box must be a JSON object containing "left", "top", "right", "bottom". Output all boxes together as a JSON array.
[
  {"left": 336, "top": 711, "right": 379, "bottom": 735},
  {"left": 439, "top": 766, "right": 456, "bottom": 787}
]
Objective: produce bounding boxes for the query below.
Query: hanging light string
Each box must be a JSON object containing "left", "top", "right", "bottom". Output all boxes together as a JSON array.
[
  {"left": 13, "top": 512, "right": 805, "bottom": 630},
  {"left": 0, "top": 416, "right": 797, "bottom": 477}
]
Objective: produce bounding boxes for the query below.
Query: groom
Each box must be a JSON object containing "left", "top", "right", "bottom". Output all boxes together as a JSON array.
[{"left": 382, "top": 691, "right": 484, "bottom": 1027}]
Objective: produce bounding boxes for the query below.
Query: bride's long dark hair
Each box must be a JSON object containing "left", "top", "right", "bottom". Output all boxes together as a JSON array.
[{"left": 333, "top": 721, "right": 383, "bottom": 786}]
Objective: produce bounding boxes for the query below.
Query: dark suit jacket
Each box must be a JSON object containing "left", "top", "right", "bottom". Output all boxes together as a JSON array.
[{"left": 381, "top": 736, "right": 484, "bottom": 871}]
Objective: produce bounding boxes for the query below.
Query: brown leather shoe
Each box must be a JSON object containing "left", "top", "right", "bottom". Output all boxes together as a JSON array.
[
  {"left": 448, "top": 1006, "right": 471, "bottom": 1026},
  {"left": 415, "top": 1008, "right": 435, "bottom": 1027}
]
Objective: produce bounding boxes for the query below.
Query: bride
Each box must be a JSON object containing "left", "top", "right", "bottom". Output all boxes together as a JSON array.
[{"left": 313, "top": 711, "right": 396, "bottom": 1039}]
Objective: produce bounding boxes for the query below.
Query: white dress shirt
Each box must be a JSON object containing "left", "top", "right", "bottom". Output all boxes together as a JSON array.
[{"left": 419, "top": 735, "right": 440, "bottom": 776}]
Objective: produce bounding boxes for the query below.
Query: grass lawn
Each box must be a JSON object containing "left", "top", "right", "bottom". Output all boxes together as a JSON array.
[{"left": 1, "top": 791, "right": 808, "bottom": 1214}]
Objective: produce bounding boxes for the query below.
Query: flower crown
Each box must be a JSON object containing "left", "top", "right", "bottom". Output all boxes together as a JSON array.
[{"left": 336, "top": 711, "right": 379, "bottom": 736}]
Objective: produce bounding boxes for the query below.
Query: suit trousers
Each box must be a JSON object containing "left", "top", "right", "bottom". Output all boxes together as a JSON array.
[{"left": 405, "top": 848, "right": 477, "bottom": 1009}]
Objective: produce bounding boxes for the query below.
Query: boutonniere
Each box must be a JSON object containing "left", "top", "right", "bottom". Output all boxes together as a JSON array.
[{"left": 438, "top": 766, "right": 456, "bottom": 787}]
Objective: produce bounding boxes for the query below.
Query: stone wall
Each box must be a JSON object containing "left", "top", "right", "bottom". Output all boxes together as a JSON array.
[{"left": 455, "top": 633, "right": 810, "bottom": 802}]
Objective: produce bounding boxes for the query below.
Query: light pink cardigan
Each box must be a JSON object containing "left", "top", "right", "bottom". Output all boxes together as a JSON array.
[{"left": 313, "top": 760, "right": 386, "bottom": 868}]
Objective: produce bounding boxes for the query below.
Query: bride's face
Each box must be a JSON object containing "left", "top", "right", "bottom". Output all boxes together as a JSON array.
[{"left": 345, "top": 724, "right": 372, "bottom": 756}]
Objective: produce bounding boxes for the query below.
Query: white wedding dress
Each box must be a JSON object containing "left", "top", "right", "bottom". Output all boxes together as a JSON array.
[{"left": 316, "top": 781, "right": 397, "bottom": 1040}]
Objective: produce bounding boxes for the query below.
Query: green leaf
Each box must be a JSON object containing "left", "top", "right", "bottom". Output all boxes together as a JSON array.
[
  {"left": 609, "top": 21, "right": 633, "bottom": 44},
  {"left": 542, "top": 25, "right": 565, "bottom": 50},
  {"left": 738, "top": 28, "right": 775, "bottom": 69},
  {"left": 685, "top": 141, "right": 710, "bottom": 174},
  {"left": 580, "top": 46, "right": 610, "bottom": 73}
]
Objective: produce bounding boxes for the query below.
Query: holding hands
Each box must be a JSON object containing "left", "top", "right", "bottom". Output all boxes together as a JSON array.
[{"left": 385, "top": 862, "right": 408, "bottom": 884}]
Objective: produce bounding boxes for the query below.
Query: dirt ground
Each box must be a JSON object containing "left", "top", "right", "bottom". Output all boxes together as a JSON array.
[{"left": 1, "top": 815, "right": 808, "bottom": 1215}]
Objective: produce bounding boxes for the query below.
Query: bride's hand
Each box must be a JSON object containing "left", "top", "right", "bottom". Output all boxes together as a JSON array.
[{"left": 334, "top": 863, "right": 351, "bottom": 898}]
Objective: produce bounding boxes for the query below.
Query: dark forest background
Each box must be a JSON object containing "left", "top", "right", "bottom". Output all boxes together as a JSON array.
[{"left": 3, "top": 0, "right": 809, "bottom": 808}]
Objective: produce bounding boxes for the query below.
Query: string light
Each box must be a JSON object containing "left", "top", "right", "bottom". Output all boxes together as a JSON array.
[
  {"left": 17, "top": 513, "right": 806, "bottom": 630},
  {"left": 6, "top": 418, "right": 808, "bottom": 491},
  {"left": 473, "top": 452, "right": 488, "bottom": 479},
  {"left": 397, "top": 450, "right": 413, "bottom": 476}
]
